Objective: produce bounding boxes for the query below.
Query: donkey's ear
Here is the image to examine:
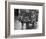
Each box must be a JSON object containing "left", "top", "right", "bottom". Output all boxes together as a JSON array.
[{"left": 36, "top": 10, "right": 39, "bottom": 13}]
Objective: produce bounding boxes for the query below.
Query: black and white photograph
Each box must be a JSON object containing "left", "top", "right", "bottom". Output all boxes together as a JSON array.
[
  {"left": 5, "top": 1, "right": 45, "bottom": 38},
  {"left": 14, "top": 9, "right": 39, "bottom": 30},
  {"left": 4, "top": 1, "right": 45, "bottom": 38},
  {"left": 6, "top": 2, "right": 45, "bottom": 38},
  {"left": 10, "top": 4, "right": 43, "bottom": 35}
]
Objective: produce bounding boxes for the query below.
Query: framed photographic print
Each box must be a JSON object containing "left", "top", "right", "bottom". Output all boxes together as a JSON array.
[{"left": 5, "top": 1, "right": 45, "bottom": 38}]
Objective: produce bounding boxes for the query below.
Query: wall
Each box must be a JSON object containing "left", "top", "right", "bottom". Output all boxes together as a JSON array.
[
  {"left": 0, "top": 0, "right": 46, "bottom": 39},
  {"left": 0, "top": 0, "right": 5, "bottom": 39}
]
